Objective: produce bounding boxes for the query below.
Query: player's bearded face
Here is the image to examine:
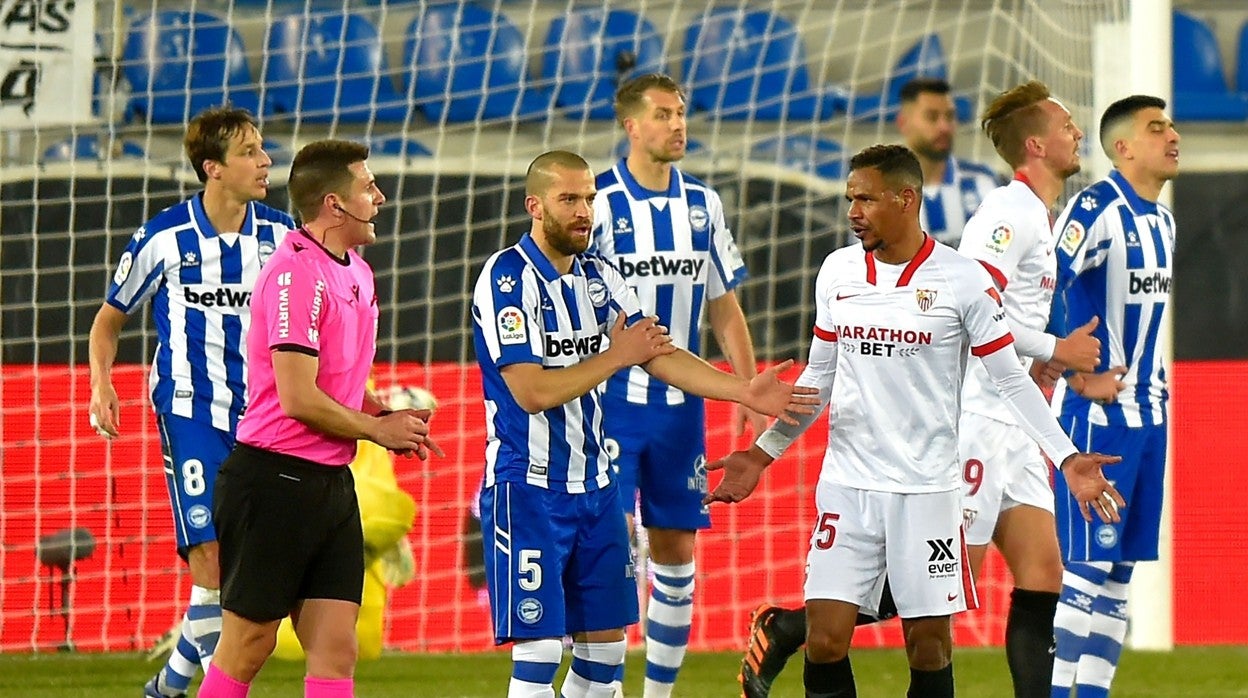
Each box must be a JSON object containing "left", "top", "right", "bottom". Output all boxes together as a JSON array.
[
  {"left": 903, "top": 95, "right": 956, "bottom": 160},
  {"left": 541, "top": 202, "right": 591, "bottom": 255},
  {"left": 636, "top": 89, "right": 688, "bottom": 163},
  {"left": 846, "top": 168, "right": 910, "bottom": 253}
]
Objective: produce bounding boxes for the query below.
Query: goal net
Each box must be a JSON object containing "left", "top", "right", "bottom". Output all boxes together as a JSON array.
[{"left": 0, "top": 0, "right": 1129, "bottom": 652}]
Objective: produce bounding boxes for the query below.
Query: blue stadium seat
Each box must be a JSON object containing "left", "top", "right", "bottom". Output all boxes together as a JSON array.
[
  {"left": 122, "top": 11, "right": 260, "bottom": 124},
  {"left": 42, "top": 135, "right": 146, "bottom": 162},
  {"left": 543, "top": 9, "right": 665, "bottom": 120},
  {"left": 682, "top": 7, "right": 842, "bottom": 121},
  {"left": 750, "top": 134, "right": 845, "bottom": 181},
  {"left": 841, "top": 33, "right": 971, "bottom": 121},
  {"left": 264, "top": 11, "right": 408, "bottom": 123},
  {"left": 1172, "top": 10, "right": 1248, "bottom": 121},
  {"left": 366, "top": 135, "right": 432, "bottom": 158},
  {"left": 404, "top": 2, "right": 552, "bottom": 122}
]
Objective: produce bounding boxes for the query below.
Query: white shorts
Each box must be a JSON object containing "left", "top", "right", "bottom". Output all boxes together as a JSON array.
[
  {"left": 959, "top": 412, "right": 1055, "bottom": 546},
  {"left": 804, "top": 481, "right": 977, "bottom": 618}
]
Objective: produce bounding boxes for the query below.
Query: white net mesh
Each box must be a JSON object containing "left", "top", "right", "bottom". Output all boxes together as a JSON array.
[{"left": 0, "top": 0, "right": 1128, "bottom": 652}]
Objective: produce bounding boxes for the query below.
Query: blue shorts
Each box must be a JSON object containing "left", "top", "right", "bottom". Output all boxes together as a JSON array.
[
  {"left": 1055, "top": 413, "right": 1167, "bottom": 562},
  {"left": 157, "top": 413, "right": 234, "bottom": 558},
  {"left": 602, "top": 395, "right": 710, "bottom": 530},
  {"left": 480, "top": 481, "right": 638, "bottom": 644}
]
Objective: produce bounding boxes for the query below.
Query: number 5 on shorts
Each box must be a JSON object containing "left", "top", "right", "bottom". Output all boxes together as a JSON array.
[
  {"left": 813, "top": 513, "right": 840, "bottom": 550},
  {"left": 518, "top": 549, "right": 543, "bottom": 591}
]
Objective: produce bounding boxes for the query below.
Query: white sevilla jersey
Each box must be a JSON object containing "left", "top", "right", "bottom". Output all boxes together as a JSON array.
[
  {"left": 814, "top": 236, "right": 1014, "bottom": 492},
  {"left": 919, "top": 156, "right": 1000, "bottom": 247},
  {"left": 1053, "top": 169, "right": 1175, "bottom": 427},
  {"left": 958, "top": 176, "right": 1057, "bottom": 424},
  {"left": 591, "top": 160, "right": 747, "bottom": 406}
]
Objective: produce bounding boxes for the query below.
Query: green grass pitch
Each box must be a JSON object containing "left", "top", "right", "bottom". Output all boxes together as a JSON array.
[{"left": 1, "top": 647, "right": 1246, "bottom": 696}]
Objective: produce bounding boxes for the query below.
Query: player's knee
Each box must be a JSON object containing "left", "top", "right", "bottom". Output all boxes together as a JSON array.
[
  {"left": 304, "top": 634, "right": 358, "bottom": 678},
  {"left": 805, "top": 624, "right": 851, "bottom": 663},
  {"left": 904, "top": 629, "right": 951, "bottom": 671}
]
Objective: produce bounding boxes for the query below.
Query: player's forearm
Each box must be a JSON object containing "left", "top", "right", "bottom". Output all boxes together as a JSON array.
[
  {"left": 1008, "top": 323, "right": 1057, "bottom": 362},
  {"left": 505, "top": 352, "right": 629, "bottom": 414},
  {"left": 644, "top": 349, "right": 749, "bottom": 403},
  {"left": 980, "top": 348, "right": 1078, "bottom": 465},
  {"left": 88, "top": 305, "right": 127, "bottom": 387},
  {"left": 709, "top": 294, "right": 758, "bottom": 379},
  {"left": 755, "top": 339, "right": 836, "bottom": 458}
]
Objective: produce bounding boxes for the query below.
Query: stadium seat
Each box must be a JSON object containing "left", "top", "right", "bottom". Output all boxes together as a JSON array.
[
  {"left": 682, "top": 7, "right": 842, "bottom": 121},
  {"left": 750, "top": 134, "right": 845, "bottom": 181},
  {"left": 264, "top": 11, "right": 408, "bottom": 123},
  {"left": 366, "top": 135, "right": 433, "bottom": 158},
  {"left": 1171, "top": 10, "right": 1248, "bottom": 121},
  {"left": 840, "top": 33, "right": 971, "bottom": 121},
  {"left": 122, "top": 11, "right": 260, "bottom": 124},
  {"left": 42, "top": 135, "right": 146, "bottom": 162},
  {"left": 404, "top": 2, "right": 552, "bottom": 123},
  {"left": 542, "top": 9, "right": 665, "bottom": 120}
]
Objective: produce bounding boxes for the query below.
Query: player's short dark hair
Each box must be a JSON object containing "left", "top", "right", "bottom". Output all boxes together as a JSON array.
[
  {"left": 848, "top": 144, "right": 923, "bottom": 191},
  {"left": 184, "top": 106, "right": 259, "bottom": 183},
  {"left": 287, "top": 140, "right": 370, "bottom": 222},
  {"left": 899, "top": 77, "right": 952, "bottom": 103},
  {"left": 526, "top": 150, "right": 592, "bottom": 196},
  {"left": 980, "top": 81, "right": 1052, "bottom": 168},
  {"left": 1099, "top": 95, "right": 1168, "bottom": 159},
  {"left": 614, "top": 73, "right": 684, "bottom": 127}
]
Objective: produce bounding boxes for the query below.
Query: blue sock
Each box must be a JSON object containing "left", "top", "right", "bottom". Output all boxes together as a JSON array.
[
  {"left": 1074, "top": 563, "right": 1134, "bottom": 698},
  {"left": 186, "top": 586, "right": 222, "bottom": 670},
  {"left": 644, "top": 561, "right": 695, "bottom": 697},
  {"left": 1051, "top": 562, "right": 1112, "bottom": 697}
]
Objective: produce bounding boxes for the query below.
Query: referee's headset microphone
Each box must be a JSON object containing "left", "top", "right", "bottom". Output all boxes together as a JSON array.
[{"left": 333, "top": 203, "right": 376, "bottom": 225}]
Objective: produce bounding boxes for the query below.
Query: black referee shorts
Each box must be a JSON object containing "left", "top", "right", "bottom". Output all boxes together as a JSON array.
[{"left": 214, "top": 443, "right": 364, "bottom": 623}]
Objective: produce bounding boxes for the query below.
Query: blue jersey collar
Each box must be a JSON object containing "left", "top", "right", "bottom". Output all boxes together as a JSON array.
[
  {"left": 1109, "top": 169, "right": 1158, "bottom": 216},
  {"left": 615, "top": 158, "right": 681, "bottom": 200},
  {"left": 191, "top": 192, "right": 254, "bottom": 237},
  {"left": 519, "top": 232, "right": 581, "bottom": 282}
]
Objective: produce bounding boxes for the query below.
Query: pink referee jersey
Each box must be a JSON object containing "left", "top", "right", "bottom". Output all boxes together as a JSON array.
[{"left": 237, "top": 229, "right": 379, "bottom": 465}]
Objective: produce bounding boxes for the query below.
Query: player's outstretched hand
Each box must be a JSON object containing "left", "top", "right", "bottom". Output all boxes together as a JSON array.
[
  {"left": 608, "top": 314, "right": 676, "bottom": 367},
  {"left": 1060, "top": 452, "right": 1126, "bottom": 524},
  {"left": 1055, "top": 317, "right": 1103, "bottom": 373},
  {"left": 703, "top": 445, "right": 773, "bottom": 505},
  {"left": 1071, "top": 366, "right": 1128, "bottom": 404},
  {"left": 89, "top": 382, "right": 121, "bottom": 439},
  {"left": 742, "top": 359, "right": 820, "bottom": 425}
]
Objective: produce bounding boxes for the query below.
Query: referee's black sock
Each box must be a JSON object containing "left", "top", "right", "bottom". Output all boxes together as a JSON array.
[
  {"left": 906, "top": 663, "right": 954, "bottom": 698},
  {"left": 804, "top": 655, "right": 856, "bottom": 697},
  {"left": 1006, "top": 587, "right": 1060, "bottom": 698}
]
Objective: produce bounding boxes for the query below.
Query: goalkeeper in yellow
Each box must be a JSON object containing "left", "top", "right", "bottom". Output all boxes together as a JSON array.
[{"left": 271, "top": 385, "right": 435, "bottom": 661}]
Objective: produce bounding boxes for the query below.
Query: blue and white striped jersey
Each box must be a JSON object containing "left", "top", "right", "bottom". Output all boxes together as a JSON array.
[
  {"left": 919, "top": 156, "right": 1000, "bottom": 247},
  {"left": 1052, "top": 169, "right": 1175, "bottom": 427},
  {"left": 591, "top": 159, "right": 747, "bottom": 406},
  {"left": 472, "top": 233, "right": 644, "bottom": 493},
  {"left": 105, "top": 193, "right": 295, "bottom": 432}
]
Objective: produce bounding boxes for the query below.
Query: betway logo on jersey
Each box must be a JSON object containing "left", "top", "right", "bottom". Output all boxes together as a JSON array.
[
  {"left": 616, "top": 253, "right": 705, "bottom": 280},
  {"left": 545, "top": 333, "right": 604, "bottom": 358},
  {"left": 1128, "top": 269, "right": 1172, "bottom": 298},
  {"left": 183, "top": 286, "right": 251, "bottom": 309}
]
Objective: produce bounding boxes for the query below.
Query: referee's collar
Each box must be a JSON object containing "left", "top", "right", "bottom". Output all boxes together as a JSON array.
[
  {"left": 518, "top": 233, "right": 581, "bottom": 282},
  {"left": 1109, "top": 169, "right": 1159, "bottom": 216}
]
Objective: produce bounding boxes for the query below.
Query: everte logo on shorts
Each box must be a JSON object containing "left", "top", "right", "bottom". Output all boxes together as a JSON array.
[
  {"left": 517, "top": 597, "right": 543, "bottom": 624},
  {"left": 926, "top": 537, "right": 957, "bottom": 578},
  {"left": 186, "top": 504, "right": 212, "bottom": 529}
]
